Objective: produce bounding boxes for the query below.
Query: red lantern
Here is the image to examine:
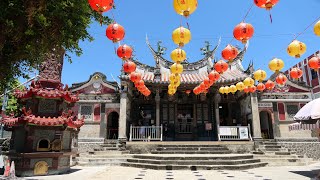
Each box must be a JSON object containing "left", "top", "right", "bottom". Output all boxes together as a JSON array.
[
  {"left": 221, "top": 44, "right": 239, "bottom": 62},
  {"left": 256, "top": 83, "right": 266, "bottom": 92},
  {"left": 106, "top": 23, "right": 125, "bottom": 43},
  {"left": 123, "top": 61, "right": 136, "bottom": 73},
  {"left": 289, "top": 68, "right": 303, "bottom": 80},
  {"left": 233, "top": 22, "right": 254, "bottom": 44},
  {"left": 208, "top": 70, "right": 220, "bottom": 82},
  {"left": 88, "top": 0, "right": 114, "bottom": 13},
  {"left": 265, "top": 80, "right": 275, "bottom": 90},
  {"left": 249, "top": 86, "right": 257, "bottom": 93},
  {"left": 254, "top": 0, "right": 279, "bottom": 10},
  {"left": 117, "top": 44, "right": 133, "bottom": 60},
  {"left": 243, "top": 86, "right": 250, "bottom": 93},
  {"left": 130, "top": 72, "right": 141, "bottom": 83},
  {"left": 214, "top": 60, "right": 229, "bottom": 74},
  {"left": 276, "top": 74, "right": 287, "bottom": 85},
  {"left": 185, "top": 90, "right": 191, "bottom": 95},
  {"left": 309, "top": 56, "right": 320, "bottom": 70},
  {"left": 135, "top": 80, "right": 145, "bottom": 88}
]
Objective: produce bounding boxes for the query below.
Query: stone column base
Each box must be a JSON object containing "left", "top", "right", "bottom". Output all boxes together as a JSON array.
[{"left": 118, "top": 138, "right": 127, "bottom": 151}]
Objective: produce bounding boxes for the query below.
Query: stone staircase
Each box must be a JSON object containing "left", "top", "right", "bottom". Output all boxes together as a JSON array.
[
  {"left": 77, "top": 140, "right": 131, "bottom": 166},
  {"left": 252, "top": 140, "right": 313, "bottom": 166},
  {"left": 121, "top": 144, "right": 268, "bottom": 170}
]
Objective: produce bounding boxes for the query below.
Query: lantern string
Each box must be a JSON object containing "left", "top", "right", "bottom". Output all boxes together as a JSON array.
[
  {"left": 269, "top": 10, "right": 273, "bottom": 24},
  {"left": 242, "top": 3, "right": 254, "bottom": 22},
  {"left": 293, "top": 16, "right": 320, "bottom": 40}
]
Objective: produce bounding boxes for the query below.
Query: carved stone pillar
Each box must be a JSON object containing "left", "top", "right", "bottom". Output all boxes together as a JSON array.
[
  {"left": 250, "top": 93, "right": 262, "bottom": 139},
  {"left": 214, "top": 93, "right": 221, "bottom": 141},
  {"left": 272, "top": 102, "right": 281, "bottom": 137},
  {"left": 118, "top": 91, "right": 128, "bottom": 150},
  {"left": 99, "top": 103, "right": 106, "bottom": 138},
  {"left": 155, "top": 89, "right": 160, "bottom": 126}
]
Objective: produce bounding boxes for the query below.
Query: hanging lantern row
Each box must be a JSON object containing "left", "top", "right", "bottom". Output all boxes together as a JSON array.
[
  {"left": 129, "top": 72, "right": 151, "bottom": 96},
  {"left": 168, "top": 63, "right": 184, "bottom": 95},
  {"left": 193, "top": 70, "right": 221, "bottom": 95}
]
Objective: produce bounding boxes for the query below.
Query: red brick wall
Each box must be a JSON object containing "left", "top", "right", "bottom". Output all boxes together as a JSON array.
[{"left": 278, "top": 103, "right": 285, "bottom": 121}]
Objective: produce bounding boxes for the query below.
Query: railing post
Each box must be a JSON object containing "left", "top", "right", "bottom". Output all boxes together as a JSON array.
[
  {"left": 160, "top": 125, "right": 163, "bottom": 141},
  {"left": 248, "top": 124, "right": 253, "bottom": 141},
  {"left": 218, "top": 127, "right": 221, "bottom": 141},
  {"left": 129, "top": 125, "right": 132, "bottom": 142}
]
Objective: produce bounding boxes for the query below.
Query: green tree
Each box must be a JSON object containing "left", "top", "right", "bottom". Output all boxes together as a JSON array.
[
  {"left": 0, "top": 79, "right": 22, "bottom": 116},
  {"left": 0, "top": 0, "right": 112, "bottom": 89}
]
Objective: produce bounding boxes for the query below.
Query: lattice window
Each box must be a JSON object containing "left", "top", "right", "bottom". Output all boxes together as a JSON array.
[
  {"left": 38, "top": 99, "right": 56, "bottom": 114},
  {"left": 286, "top": 104, "right": 299, "bottom": 119},
  {"left": 80, "top": 105, "right": 93, "bottom": 121}
]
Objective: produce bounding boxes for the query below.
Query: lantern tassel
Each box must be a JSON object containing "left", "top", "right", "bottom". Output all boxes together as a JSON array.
[{"left": 269, "top": 11, "right": 273, "bottom": 24}]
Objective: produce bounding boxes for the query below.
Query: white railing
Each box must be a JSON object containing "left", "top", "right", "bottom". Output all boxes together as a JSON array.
[
  {"left": 218, "top": 125, "right": 252, "bottom": 141},
  {"left": 129, "top": 125, "right": 163, "bottom": 141}
]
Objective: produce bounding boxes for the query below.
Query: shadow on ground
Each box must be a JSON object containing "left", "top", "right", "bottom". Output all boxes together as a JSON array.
[{"left": 290, "top": 169, "right": 320, "bottom": 179}]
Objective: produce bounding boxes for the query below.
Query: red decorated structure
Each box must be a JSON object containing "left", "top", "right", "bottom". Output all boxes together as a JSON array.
[{"left": 1, "top": 48, "right": 84, "bottom": 177}]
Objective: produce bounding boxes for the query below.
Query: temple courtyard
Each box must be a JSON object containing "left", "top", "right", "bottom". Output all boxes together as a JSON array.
[{"left": 24, "top": 163, "right": 320, "bottom": 180}]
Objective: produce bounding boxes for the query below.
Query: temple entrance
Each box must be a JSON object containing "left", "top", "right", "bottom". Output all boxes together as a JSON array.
[
  {"left": 175, "top": 104, "right": 194, "bottom": 140},
  {"left": 106, "top": 112, "right": 119, "bottom": 139},
  {"left": 260, "top": 111, "right": 274, "bottom": 139}
]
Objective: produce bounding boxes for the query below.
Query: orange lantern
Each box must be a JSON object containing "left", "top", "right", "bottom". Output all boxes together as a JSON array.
[
  {"left": 233, "top": 22, "right": 254, "bottom": 44},
  {"left": 276, "top": 74, "right": 287, "bottom": 85},
  {"left": 88, "top": 0, "right": 114, "bottom": 13},
  {"left": 117, "top": 44, "right": 133, "bottom": 60},
  {"left": 265, "top": 80, "right": 275, "bottom": 90},
  {"left": 106, "top": 23, "right": 125, "bottom": 43},
  {"left": 256, "top": 83, "right": 266, "bottom": 92},
  {"left": 199, "top": 82, "right": 206, "bottom": 90},
  {"left": 243, "top": 86, "right": 250, "bottom": 93},
  {"left": 123, "top": 61, "right": 136, "bottom": 73},
  {"left": 309, "top": 56, "right": 320, "bottom": 70},
  {"left": 129, "top": 72, "right": 141, "bottom": 83},
  {"left": 203, "top": 77, "right": 211, "bottom": 87},
  {"left": 208, "top": 70, "right": 220, "bottom": 82},
  {"left": 214, "top": 60, "right": 229, "bottom": 74},
  {"left": 254, "top": 0, "right": 279, "bottom": 10},
  {"left": 249, "top": 86, "right": 257, "bottom": 93},
  {"left": 289, "top": 68, "right": 303, "bottom": 80},
  {"left": 221, "top": 44, "right": 239, "bottom": 62}
]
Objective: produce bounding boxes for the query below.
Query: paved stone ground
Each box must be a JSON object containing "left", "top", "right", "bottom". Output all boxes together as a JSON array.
[{"left": 24, "top": 163, "right": 320, "bottom": 180}]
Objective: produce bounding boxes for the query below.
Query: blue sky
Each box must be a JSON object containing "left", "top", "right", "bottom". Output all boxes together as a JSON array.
[{"left": 61, "top": 0, "right": 320, "bottom": 85}]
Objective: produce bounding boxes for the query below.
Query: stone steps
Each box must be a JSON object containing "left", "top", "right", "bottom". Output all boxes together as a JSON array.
[
  {"left": 121, "top": 162, "right": 268, "bottom": 170},
  {"left": 156, "top": 147, "right": 229, "bottom": 151},
  {"left": 88, "top": 150, "right": 129, "bottom": 155},
  {"left": 133, "top": 154, "right": 254, "bottom": 161},
  {"left": 151, "top": 150, "right": 232, "bottom": 154},
  {"left": 253, "top": 157, "right": 312, "bottom": 166},
  {"left": 126, "top": 158, "right": 260, "bottom": 165},
  {"left": 157, "top": 145, "right": 224, "bottom": 148}
]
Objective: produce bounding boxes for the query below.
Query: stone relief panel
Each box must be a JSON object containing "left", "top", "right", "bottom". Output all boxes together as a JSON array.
[
  {"left": 30, "top": 158, "right": 53, "bottom": 168},
  {"left": 58, "top": 157, "right": 70, "bottom": 167},
  {"left": 38, "top": 99, "right": 56, "bottom": 114},
  {"left": 62, "top": 131, "right": 71, "bottom": 150}
]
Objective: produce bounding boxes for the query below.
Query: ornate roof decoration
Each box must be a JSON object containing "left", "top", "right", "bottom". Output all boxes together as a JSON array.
[
  {"left": 70, "top": 72, "right": 118, "bottom": 92},
  {"left": 38, "top": 47, "right": 65, "bottom": 88},
  {"left": 1, "top": 108, "right": 84, "bottom": 128},
  {"left": 14, "top": 81, "right": 79, "bottom": 103}
]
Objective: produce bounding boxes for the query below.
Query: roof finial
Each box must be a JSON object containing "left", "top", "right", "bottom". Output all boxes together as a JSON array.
[{"left": 156, "top": 41, "right": 167, "bottom": 56}]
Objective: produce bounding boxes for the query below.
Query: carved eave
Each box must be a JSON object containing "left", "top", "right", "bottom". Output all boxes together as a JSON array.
[
  {"left": 70, "top": 72, "right": 118, "bottom": 92},
  {"left": 146, "top": 36, "right": 221, "bottom": 71}
]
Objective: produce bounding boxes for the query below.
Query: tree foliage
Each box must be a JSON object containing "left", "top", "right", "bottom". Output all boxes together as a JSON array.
[
  {"left": 0, "top": 79, "right": 22, "bottom": 116},
  {"left": 0, "top": 0, "right": 112, "bottom": 88}
]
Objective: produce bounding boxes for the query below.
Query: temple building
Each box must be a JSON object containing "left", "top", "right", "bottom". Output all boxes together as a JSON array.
[{"left": 71, "top": 41, "right": 318, "bottom": 144}]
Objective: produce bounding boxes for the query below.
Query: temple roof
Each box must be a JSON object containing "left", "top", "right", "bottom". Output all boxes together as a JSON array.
[
  {"left": 120, "top": 39, "right": 252, "bottom": 86},
  {"left": 1, "top": 109, "right": 84, "bottom": 128},
  {"left": 70, "top": 72, "right": 118, "bottom": 92},
  {"left": 15, "top": 81, "right": 79, "bottom": 103}
]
